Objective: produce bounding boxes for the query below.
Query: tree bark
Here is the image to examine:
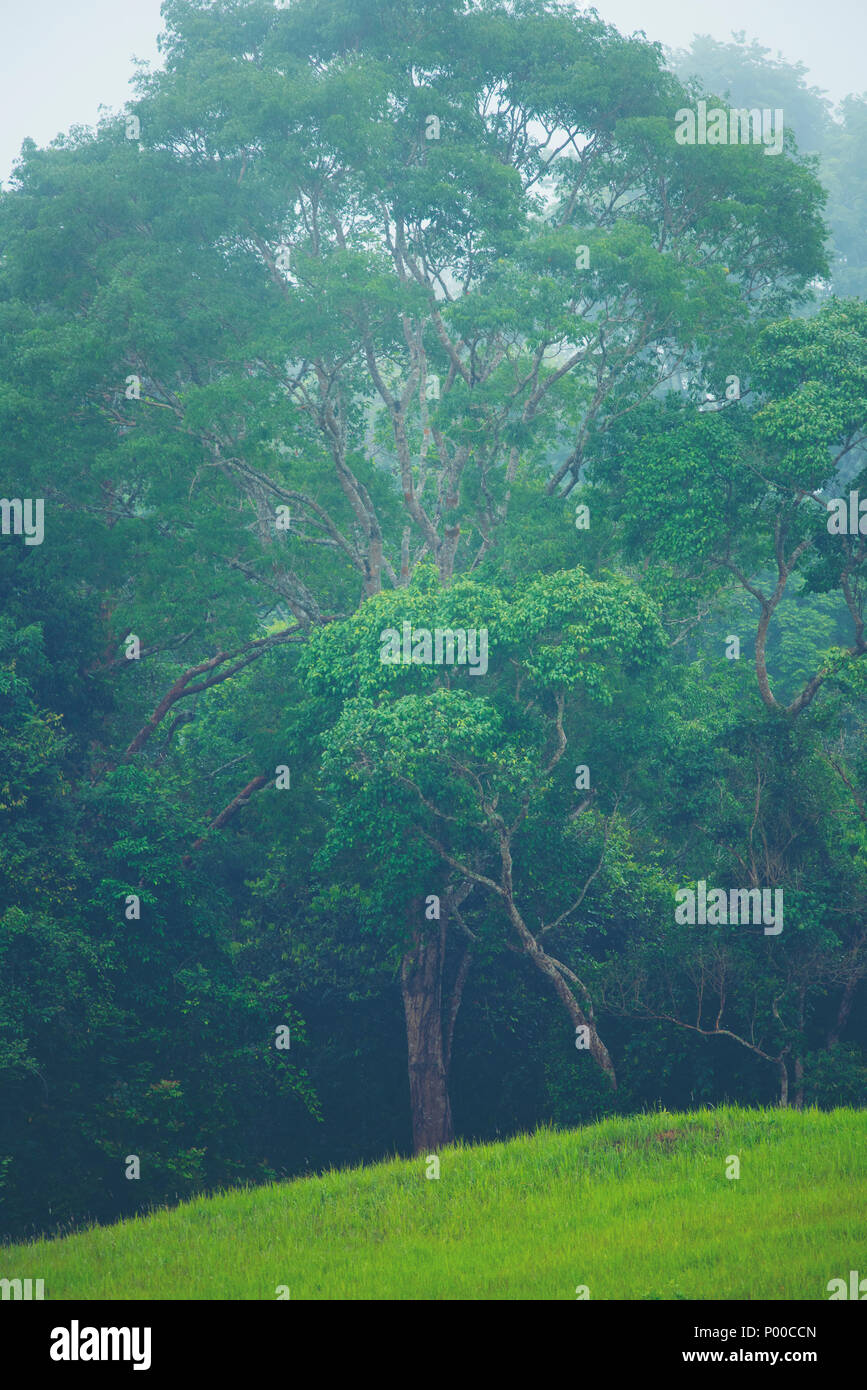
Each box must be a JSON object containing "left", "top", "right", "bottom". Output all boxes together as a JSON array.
[
  {"left": 400, "top": 906, "right": 454, "bottom": 1154},
  {"left": 827, "top": 967, "right": 863, "bottom": 1048},
  {"left": 793, "top": 1056, "right": 804, "bottom": 1110},
  {"left": 526, "top": 939, "right": 617, "bottom": 1087}
]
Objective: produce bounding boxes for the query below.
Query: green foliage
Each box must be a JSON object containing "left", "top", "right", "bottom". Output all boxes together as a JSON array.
[{"left": 0, "top": 0, "right": 862, "bottom": 1245}]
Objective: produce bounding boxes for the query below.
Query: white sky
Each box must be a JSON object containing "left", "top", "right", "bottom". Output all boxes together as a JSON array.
[
  {"left": 1, "top": 0, "right": 865, "bottom": 187},
  {"left": 596, "top": 0, "right": 867, "bottom": 99}
]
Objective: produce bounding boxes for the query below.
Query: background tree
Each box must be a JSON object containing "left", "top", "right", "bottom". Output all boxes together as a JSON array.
[{"left": 669, "top": 29, "right": 867, "bottom": 296}]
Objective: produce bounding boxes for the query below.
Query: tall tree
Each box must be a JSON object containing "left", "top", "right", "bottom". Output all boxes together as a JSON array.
[
  {"left": 299, "top": 565, "right": 665, "bottom": 1148},
  {"left": 0, "top": 0, "right": 833, "bottom": 1180}
]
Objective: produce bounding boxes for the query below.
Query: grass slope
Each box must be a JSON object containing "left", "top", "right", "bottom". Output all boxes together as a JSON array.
[{"left": 3, "top": 1106, "right": 865, "bottom": 1300}]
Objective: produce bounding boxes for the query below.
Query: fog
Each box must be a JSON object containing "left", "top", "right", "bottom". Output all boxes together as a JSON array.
[{"left": 1, "top": 0, "right": 865, "bottom": 187}]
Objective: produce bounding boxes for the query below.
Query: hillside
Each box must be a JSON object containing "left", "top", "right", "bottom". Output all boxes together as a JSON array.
[{"left": 2, "top": 1106, "right": 864, "bottom": 1300}]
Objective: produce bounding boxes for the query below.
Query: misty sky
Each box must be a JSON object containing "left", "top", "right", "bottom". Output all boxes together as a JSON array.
[{"left": 1, "top": 0, "right": 866, "bottom": 186}]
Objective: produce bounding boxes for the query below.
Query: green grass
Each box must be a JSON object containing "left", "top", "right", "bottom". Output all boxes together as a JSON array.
[{"left": 3, "top": 1106, "right": 865, "bottom": 1299}]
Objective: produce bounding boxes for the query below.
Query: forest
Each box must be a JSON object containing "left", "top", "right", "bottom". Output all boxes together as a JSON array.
[{"left": 0, "top": 0, "right": 865, "bottom": 1246}]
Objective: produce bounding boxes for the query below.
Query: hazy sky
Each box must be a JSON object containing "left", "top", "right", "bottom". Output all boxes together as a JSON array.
[{"left": 2, "top": 0, "right": 866, "bottom": 186}]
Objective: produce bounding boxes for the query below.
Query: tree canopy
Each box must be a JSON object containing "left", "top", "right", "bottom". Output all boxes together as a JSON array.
[{"left": 0, "top": 0, "right": 864, "bottom": 1240}]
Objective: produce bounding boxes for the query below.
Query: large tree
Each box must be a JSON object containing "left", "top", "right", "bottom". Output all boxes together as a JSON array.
[
  {"left": 0, "top": 0, "right": 834, "bottom": 1179},
  {"left": 298, "top": 565, "right": 666, "bottom": 1149}
]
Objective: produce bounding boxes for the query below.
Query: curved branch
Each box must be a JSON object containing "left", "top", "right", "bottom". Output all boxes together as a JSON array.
[
  {"left": 183, "top": 773, "right": 271, "bottom": 862},
  {"left": 122, "top": 629, "right": 302, "bottom": 762}
]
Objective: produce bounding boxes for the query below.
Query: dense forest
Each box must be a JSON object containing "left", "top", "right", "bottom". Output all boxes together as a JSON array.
[{"left": 1, "top": 0, "right": 865, "bottom": 1243}]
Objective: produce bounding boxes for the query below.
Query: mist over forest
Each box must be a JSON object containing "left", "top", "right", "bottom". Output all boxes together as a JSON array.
[{"left": 0, "top": 4, "right": 864, "bottom": 1315}]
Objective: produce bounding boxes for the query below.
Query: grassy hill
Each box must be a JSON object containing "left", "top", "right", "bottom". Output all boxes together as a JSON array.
[{"left": 2, "top": 1106, "right": 864, "bottom": 1300}]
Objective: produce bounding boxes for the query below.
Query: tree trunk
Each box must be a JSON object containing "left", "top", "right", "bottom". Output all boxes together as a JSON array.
[
  {"left": 793, "top": 1056, "right": 804, "bottom": 1110},
  {"left": 827, "top": 973, "right": 861, "bottom": 1048},
  {"left": 778, "top": 1057, "right": 789, "bottom": 1108},
  {"left": 792, "top": 986, "right": 805, "bottom": 1109},
  {"left": 400, "top": 909, "right": 454, "bottom": 1154}
]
